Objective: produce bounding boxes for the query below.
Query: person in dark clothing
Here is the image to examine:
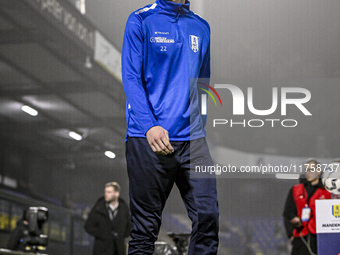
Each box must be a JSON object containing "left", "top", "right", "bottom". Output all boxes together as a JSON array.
[
  {"left": 283, "top": 159, "right": 331, "bottom": 255},
  {"left": 7, "top": 218, "right": 29, "bottom": 251},
  {"left": 84, "top": 182, "right": 132, "bottom": 255}
]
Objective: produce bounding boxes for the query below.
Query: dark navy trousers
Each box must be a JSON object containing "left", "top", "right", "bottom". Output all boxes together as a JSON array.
[{"left": 126, "top": 137, "right": 219, "bottom": 255}]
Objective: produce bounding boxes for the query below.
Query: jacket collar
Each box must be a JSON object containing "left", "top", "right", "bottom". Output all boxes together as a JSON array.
[
  {"left": 301, "top": 178, "right": 323, "bottom": 188},
  {"left": 156, "top": 0, "right": 190, "bottom": 14},
  {"left": 95, "top": 197, "right": 121, "bottom": 215}
]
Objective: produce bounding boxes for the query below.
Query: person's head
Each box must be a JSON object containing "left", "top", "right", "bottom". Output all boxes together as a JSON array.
[
  {"left": 304, "top": 158, "right": 321, "bottom": 183},
  {"left": 104, "top": 182, "right": 120, "bottom": 203}
]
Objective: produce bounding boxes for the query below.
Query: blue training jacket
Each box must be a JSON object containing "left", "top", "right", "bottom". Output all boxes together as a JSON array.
[{"left": 122, "top": 0, "right": 210, "bottom": 141}]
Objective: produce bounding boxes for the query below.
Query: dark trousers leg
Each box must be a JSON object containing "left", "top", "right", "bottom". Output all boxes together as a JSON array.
[
  {"left": 126, "top": 137, "right": 177, "bottom": 255},
  {"left": 291, "top": 234, "right": 317, "bottom": 255},
  {"left": 126, "top": 137, "right": 219, "bottom": 255},
  {"left": 175, "top": 138, "right": 219, "bottom": 255}
]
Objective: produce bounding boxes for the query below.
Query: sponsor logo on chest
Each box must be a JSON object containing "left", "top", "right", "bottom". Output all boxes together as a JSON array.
[{"left": 150, "top": 37, "right": 174, "bottom": 43}]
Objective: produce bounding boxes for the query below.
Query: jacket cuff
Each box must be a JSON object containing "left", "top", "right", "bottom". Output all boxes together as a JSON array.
[{"left": 142, "top": 121, "right": 160, "bottom": 136}]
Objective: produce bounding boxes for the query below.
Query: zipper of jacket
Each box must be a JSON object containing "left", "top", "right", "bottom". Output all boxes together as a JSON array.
[
  {"left": 172, "top": 5, "right": 181, "bottom": 22},
  {"left": 173, "top": 6, "right": 183, "bottom": 43}
]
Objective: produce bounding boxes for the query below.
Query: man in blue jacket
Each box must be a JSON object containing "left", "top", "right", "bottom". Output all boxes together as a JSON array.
[{"left": 122, "top": 0, "right": 219, "bottom": 254}]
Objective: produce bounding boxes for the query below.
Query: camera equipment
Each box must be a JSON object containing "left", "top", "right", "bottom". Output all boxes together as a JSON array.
[
  {"left": 154, "top": 241, "right": 176, "bottom": 255},
  {"left": 167, "top": 232, "right": 191, "bottom": 255},
  {"left": 23, "top": 207, "right": 49, "bottom": 252},
  {"left": 154, "top": 233, "right": 191, "bottom": 255}
]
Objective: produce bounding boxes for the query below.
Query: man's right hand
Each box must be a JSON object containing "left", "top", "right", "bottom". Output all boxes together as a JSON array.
[
  {"left": 290, "top": 217, "right": 302, "bottom": 228},
  {"left": 146, "top": 126, "right": 174, "bottom": 155}
]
